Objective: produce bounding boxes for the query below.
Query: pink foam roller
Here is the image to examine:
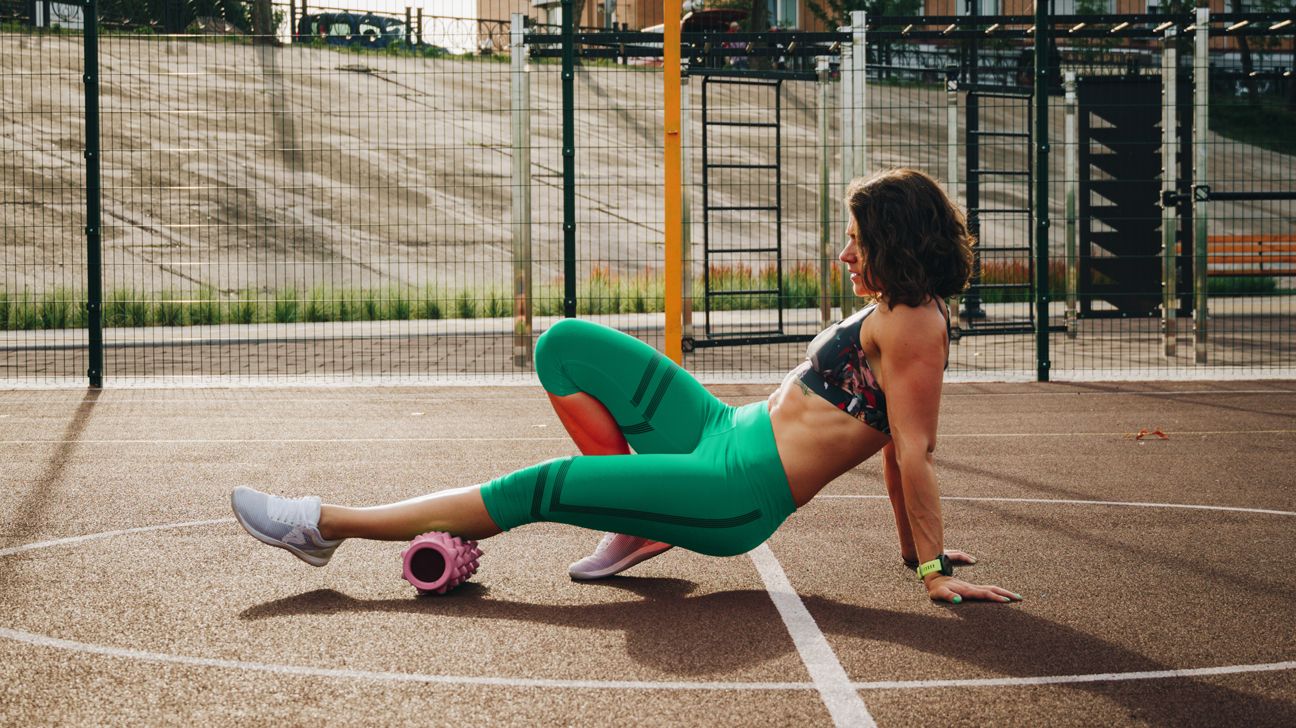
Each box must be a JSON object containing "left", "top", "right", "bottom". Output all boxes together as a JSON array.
[{"left": 401, "top": 532, "right": 481, "bottom": 595}]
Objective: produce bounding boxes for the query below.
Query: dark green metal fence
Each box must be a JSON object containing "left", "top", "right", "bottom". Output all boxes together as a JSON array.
[{"left": 1, "top": 3, "right": 1293, "bottom": 386}]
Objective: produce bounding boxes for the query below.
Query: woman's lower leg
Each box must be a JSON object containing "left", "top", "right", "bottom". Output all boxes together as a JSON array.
[
  {"left": 547, "top": 392, "right": 631, "bottom": 456},
  {"left": 317, "top": 485, "right": 502, "bottom": 542}
]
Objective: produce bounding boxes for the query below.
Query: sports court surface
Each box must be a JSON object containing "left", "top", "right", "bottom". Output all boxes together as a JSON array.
[{"left": 2, "top": 380, "right": 1295, "bottom": 726}]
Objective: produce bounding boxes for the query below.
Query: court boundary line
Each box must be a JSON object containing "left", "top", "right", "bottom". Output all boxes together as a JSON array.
[
  {"left": 3, "top": 428, "right": 1294, "bottom": 445},
  {"left": 749, "top": 544, "right": 877, "bottom": 726},
  {"left": 1, "top": 501, "right": 1293, "bottom": 694},
  {"left": 3, "top": 368, "right": 1294, "bottom": 390},
  {"left": 819, "top": 495, "right": 1296, "bottom": 517}
]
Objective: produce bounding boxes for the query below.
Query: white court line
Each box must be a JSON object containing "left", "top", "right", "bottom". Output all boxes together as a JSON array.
[
  {"left": 1, "top": 509, "right": 1294, "bottom": 698},
  {"left": 749, "top": 544, "right": 877, "bottom": 727},
  {"left": 853, "top": 661, "right": 1296, "bottom": 690},
  {"left": 2, "top": 428, "right": 1295, "bottom": 445},
  {"left": 0, "top": 626, "right": 806, "bottom": 691},
  {"left": 0, "top": 435, "right": 572, "bottom": 443},
  {"left": 819, "top": 495, "right": 1296, "bottom": 518},
  {"left": 0, "top": 519, "right": 235, "bottom": 558}
]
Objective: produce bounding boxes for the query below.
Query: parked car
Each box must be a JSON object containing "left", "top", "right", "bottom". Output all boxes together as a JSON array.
[{"left": 296, "top": 12, "right": 406, "bottom": 49}]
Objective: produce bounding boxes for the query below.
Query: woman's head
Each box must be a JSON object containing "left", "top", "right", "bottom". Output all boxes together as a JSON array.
[{"left": 839, "top": 168, "right": 974, "bottom": 307}]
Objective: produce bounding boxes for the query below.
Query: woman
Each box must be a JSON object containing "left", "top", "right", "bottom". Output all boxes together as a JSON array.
[{"left": 232, "top": 168, "right": 1021, "bottom": 605}]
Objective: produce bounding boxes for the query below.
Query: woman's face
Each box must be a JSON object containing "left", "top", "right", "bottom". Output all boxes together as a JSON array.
[{"left": 839, "top": 216, "right": 877, "bottom": 297}]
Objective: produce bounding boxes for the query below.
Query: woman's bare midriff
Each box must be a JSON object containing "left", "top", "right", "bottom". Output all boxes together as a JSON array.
[{"left": 767, "top": 364, "right": 891, "bottom": 507}]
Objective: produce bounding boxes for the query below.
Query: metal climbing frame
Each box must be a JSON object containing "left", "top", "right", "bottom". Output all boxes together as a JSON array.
[
  {"left": 696, "top": 75, "right": 793, "bottom": 346},
  {"left": 960, "top": 82, "right": 1037, "bottom": 336}
]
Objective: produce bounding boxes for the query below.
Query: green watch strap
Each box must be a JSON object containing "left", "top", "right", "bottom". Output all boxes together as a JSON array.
[{"left": 916, "top": 557, "right": 945, "bottom": 580}]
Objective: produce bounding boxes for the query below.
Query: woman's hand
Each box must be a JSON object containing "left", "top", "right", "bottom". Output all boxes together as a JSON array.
[
  {"left": 925, "top": 575, "right": 1022, "bottom": 604},
  {"left": 902, "top": 548, "right": 977, "bottom": 569}
]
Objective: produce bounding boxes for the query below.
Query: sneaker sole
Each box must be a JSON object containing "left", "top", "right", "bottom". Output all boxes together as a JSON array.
[
  {"left": 569, "top": 542, "right": 674, "bottom": 580},
  {"left": 231, "top": 491, "right": 335, "bottom": 568}
]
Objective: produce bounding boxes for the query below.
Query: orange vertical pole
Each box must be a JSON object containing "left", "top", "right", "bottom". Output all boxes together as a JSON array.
[{"left": 663, "top": 1, "right": 683, "bottom": 364}]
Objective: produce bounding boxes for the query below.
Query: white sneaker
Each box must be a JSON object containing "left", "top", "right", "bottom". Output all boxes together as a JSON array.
[
  {"left": 568, "top": 533, "right": 674, "bottom": 580},
  {"left": 231, "top": 486, "right": 342, "bottom": 567}
]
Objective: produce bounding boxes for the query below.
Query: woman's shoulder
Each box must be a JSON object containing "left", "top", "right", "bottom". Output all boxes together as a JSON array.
[{"left": 872, "top": 298, "right": 949, "bottom": 349}]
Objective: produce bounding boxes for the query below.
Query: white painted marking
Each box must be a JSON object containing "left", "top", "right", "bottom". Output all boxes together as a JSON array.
[
  {"left": 749, "top": 544, "right": 876, "bottom": 727},
  {"left": 938, "top": 429, "right": 1296, "bottom": 438},
  {"left": 819, "top": 495, "right": 1296, "bottom": 518},
  {"left": 0, "top": 626, "right": 806, "bottom": 691},
  {"left": 1, "top": 505, "right": 1293, "bottom": 696},
  {"left": 0, "top": 437, "right": 573, "bottom": 444},
  {"left": 0, "top": 519, "right": 234, "bottom": 558},
  {"left": 3, "top": 428, "right": 1294, "bottom": 445},
  {"left": 853, "top": 661, "right": 1296, "bottom": 690}
]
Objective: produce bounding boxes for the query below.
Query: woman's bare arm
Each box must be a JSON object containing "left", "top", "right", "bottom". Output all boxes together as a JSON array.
[{"left": 877, "top": 304, "right": 1018, "bottom": 604}]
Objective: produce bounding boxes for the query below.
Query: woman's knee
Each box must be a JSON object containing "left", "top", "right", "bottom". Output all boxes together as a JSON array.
[{"left": 536, "top": 319, "right": 599, "bottom": 395}]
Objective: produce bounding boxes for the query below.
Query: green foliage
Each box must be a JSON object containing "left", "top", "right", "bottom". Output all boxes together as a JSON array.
[
  {"left": 484, "top": 290, "right": 506, "bottom": 318},
  {"left": 1208, "top": 275, "right": 1278, "bottom": 295},
  {"left": 420, "top": 288, "right": 443, "bottom": 320},
  {"left": 13, "top": 291, "right": 40, "bottom": 330},
  {"left": 109, "top": 289, "right": 150, "bottom": 327},
  {"left": 385, "top": 287, "right": 412, "bottom": 320},
  {"left": 38, "top": 289, "right": 76, "bottom": 330},
  {"left": 155, "top": 290, "right": 186, "bottom": 327},
  {"left": 0, "top": 290, "right": 9, "bottom": 330},
  {"left": 1210, "top": 97, "right": 1296, "bottom": 157},
  {"left": 455, "top": 291, "right": 476, "bottom": 319},
  {"left": 362, "top": 291, "right": 380, "bottom": 321},
  {"left": 273, "top": 288, "right": 299, "bottom": 323},
  {"left": 304, "top": 286, "right": 333, "bottom": 322},
  {"left": 189, "top": 287, "right": 222, "bottom": 325},
  {"left": 974, "top": 261, "right": 1068, "bottom": 304},
  {"left": 231, "top": 290, "right": 258, "bottom": 324}
]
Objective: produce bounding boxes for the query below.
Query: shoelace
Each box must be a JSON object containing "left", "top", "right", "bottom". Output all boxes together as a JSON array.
[
  {"left": 266, "top": 495, "right": 317, "bottom": 527},
  {"left": 590, "top": 533, "right": 619, "bottom": 557}
]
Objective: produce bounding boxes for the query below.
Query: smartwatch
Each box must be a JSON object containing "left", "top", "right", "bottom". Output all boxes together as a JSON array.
[{"left": 915, "top": 554, "right": 953, "bottom": 580}]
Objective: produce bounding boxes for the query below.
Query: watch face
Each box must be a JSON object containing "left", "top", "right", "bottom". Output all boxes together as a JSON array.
[{"left": 939, "top": 553, "right": 953, "bottom": 576}]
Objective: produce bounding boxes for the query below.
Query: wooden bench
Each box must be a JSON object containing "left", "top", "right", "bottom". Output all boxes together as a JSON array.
[{"left": 1200, "top": 235, "right": 1296, "bottom": 277}]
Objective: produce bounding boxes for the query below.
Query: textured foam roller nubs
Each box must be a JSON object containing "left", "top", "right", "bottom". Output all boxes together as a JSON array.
[{"left": 401, "top": 532, "right": 482, "bottom": 595}]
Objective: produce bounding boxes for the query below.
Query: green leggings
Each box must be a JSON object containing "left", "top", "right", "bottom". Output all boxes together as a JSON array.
[{"left": 479, "top": 318, "right": 795, "bottom": 557}]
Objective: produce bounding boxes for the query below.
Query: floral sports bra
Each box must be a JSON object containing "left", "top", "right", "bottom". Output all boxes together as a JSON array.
[{"left": 797, "top": 302, "right": 950, "bottom": 435}]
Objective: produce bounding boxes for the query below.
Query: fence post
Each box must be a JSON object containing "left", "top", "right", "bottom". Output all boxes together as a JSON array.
[
  {"left": 561, "top": 0, "right": 577, "bottom": 319},
  {"left": 841, "top": 10, "right": 868, "bottom": 318},
  {"left": 83, "top": 0, "right": 103, "bottom": 388},
  {"left": 681, "top": 65, "right": 693, "bottom": 344},
  {"left": 817, "top": 56, "right": 832, "bottom": 327},
  {"left": 1192, "top": 6, "right": 1209, "bottom": 364},
  {"left": 850, "top": 10, "right": 866, "bottom": 180},
  {"left": 1161, "top": 28, "right": 1178, "bottom": 357},
  {"left": 946, "top": 65, "right": 958, "bottom": 205},
  {"left": 1033, "top": 0, "right": 1051, "bottom": 381},
  {"left": 1064, "top": 71, "right": 1078, "bottom": 340},
  {"left": 511, "top": 14, "right": 533, "bottom": 367},
  {"left": 838, "top": 41, "right": 854, "bottom": 318}
]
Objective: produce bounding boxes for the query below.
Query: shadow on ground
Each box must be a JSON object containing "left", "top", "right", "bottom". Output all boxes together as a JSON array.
[{"left": 241, "top": 578, "right": 1295, "bottom": 727}]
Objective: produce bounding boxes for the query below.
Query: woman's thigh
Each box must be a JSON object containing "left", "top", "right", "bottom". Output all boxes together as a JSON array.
[
  {"left": 481, "top": 452, "right": 776, "bottom": 557},
  {"left": 535, "top": 319, "right": 726, "bottom": 454}
]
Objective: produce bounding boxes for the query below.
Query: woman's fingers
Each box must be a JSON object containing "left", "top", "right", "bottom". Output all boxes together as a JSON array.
[
  {"left": 932, "top": 579, "right": 1023, "bottom": 604},
  {"left": 960, "top": 583, "right": 1023, "bottom": 603},
  {"left": 944, "top": 549, "right": 977, "bottom": 565}
]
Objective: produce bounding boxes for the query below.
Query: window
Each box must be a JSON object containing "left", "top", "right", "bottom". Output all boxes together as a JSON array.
[{"left": 957, "top": 0, "right": 1002, "bottom": 15}]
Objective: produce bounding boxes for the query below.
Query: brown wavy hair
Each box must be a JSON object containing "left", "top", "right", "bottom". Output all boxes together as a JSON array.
[{"left": 846, "top": 168, "right": 974, "bottom": 308}]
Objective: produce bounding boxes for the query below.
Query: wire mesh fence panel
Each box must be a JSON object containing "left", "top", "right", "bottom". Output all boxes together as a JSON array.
[
  {"left": 64, "top": 22, "right": 524, "bottom": 383},
  {"left": 3, "top": 10, "right": 1293, "bottom": 386},
  {"left": 1, "top": 27, "right": 89, "bottom": 386}
]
